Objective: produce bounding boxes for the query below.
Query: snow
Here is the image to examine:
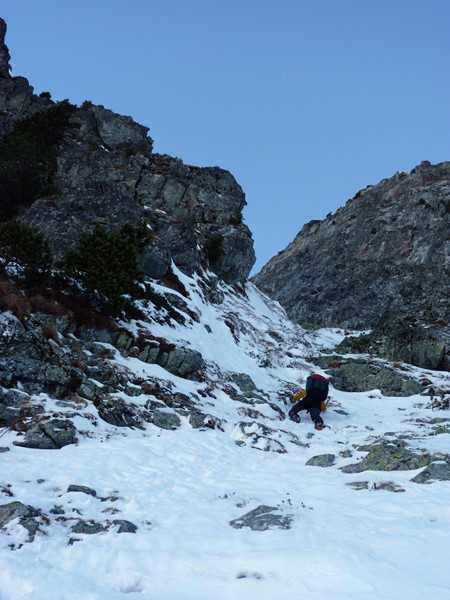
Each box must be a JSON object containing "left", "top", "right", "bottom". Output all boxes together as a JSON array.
[{"left": 1, "top": 273, "right": 450, "bottom": 600}]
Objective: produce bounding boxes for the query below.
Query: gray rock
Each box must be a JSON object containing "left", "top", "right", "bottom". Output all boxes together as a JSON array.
[
  {"left": 230, "top": 373, "right": 258, "bottom": 395},
  {"left": 234, "top": 421, "right": 306, "bottom": 454},
  {"left": 139, "top": 245, "right": 171, "bottom": 279},
  {"left": 346, "top": 481, "right": 370, "bottom": 490},
  {"left": 234, "top": 422, "right": 280, "bottom": 454},
  {"left": 164, "top": 347, "right": 204, "bottom": 378},
  {"left": 254, "top": 161, "right": 450, "bottom": 330},
  {"left": 14, "top": 419, "right": 78, "bottom": 450},
  {"left": 341, "top": 440, "right": 431, "bottom": 473},
  {"left": 0, "top": 447, "right": 9, "bottom": 453},
  {"left": 345, "top": 480, "right": 405, "bottom": 492},
  {"left": 151, "top": 410, "right": 181, "bottom": 430},
  {"left": 230, "top": 505, "right": 292, "bottom": 531},
  {"left": 67, "top": 485, "right": 97, "bottom": 497},
  {"left": 96, "top": 397, "right": 143, "bottom": 429},
  {"left": 137, "top": 338, "right": 204, "bottom": 379},
  {"left": 306, "top": 453, "right": 336, "bottom": 467},
  {"left": 50, "top": 505, "right": 65, "bottom": 515},
  {"left": 0, "top": 501, "right": 36, "bottom": 527},
  {"left": 228, "top": 373, "right": 268, "bottom": 404},
  {"left": 411, "top": 461, "right": 450, "bottom": 484},
  {"left": 112, "top": 519, "right": 137, "bottom": 533},
  {"left": 0, "top": 501, "right": 40, "bottom": 541},
  {"left": 339, "top": 449, "right": 353, "bottom": 458},
  {"left": 71, "top": 520, "right": 106, "bottom": 535},
  {"left": 320, "top": 358, "right": 422, "bottom": 397},
  {"left": 372, "top": 481, "right": 405, "bottom": 492},
  {"left": 89, "top": 104, "right": 150, "bottom": 151},
  {"left": 203, "top": 225, "right": 256, "bottom": 283},
  {"left": 338, "top": 316, "right": 450, "bottom": 370},
  {"left": 78, "top": 379, "right": 103, "bottom": 401},
  {"left": 236, "top": 571, "right": 263, "bottom": 580},
  {"left": 188, "top": 412, "right": 223, "bottom": 430},
  {"left": 0, "top": 387, "right": 32, "bottom": 427},
  {"left": 115, "top": 331, "right": 134, "bottom": 351}
]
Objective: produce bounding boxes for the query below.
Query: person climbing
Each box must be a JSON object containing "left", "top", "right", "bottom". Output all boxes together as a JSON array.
[{"left": 288, "top": 373, "right": 330, "bottom": 431}]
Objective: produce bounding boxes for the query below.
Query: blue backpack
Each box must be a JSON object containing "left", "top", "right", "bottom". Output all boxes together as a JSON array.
[{"left": 306, "top": 374, "right": 329, "bottom": 402}]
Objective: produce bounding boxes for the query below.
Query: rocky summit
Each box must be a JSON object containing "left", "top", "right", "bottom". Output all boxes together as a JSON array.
[
  {"left": 0, "top": 18, "right": 255, "bottom": 284},
  {"left": 254, "top": 162, "right": 450, "bottom": 329}
]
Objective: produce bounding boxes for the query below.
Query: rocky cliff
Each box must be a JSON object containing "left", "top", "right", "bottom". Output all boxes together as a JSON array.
[
  {"left": 0, "top": 18, "right": 255, "bottom": 284},
  {"left": 254, "top": 161, "right": 450, "bottom": 329}
]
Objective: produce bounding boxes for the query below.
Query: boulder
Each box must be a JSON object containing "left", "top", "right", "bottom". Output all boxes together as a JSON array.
[
  {"left": 318, "top": 357, "right": 422, "bottom": 396},
  {"left": 67, "top": 485, "right": 97, "bottom": 497},
  {"left": 13, "top": 418, "right": 78, "bottom": 449},
  {"left": 306, "top": 454, "right": 336, "bottom": 467},
  {"left": 96, "top": 397, "right": 143, "bottom": 429},
  {"left": 71, "top": 520, "right": 106, "bottom": 535},
  {"left": 111, "top": 519, "right": 138, "bottom": 533},
  {"left": 0, "top": 501, "right": 40, "bottom": 541},
  {"left": 227, "top": 373, "right": 269, "bottom": 404},
  {"left": 411, "top": 460, "right": 450, "bottom": 484},
  {"left": 341, "top": 440, "right": 431, "bottom": 473},
  {"left": 164, "top": 347, "right": 204, "bottom": 378},
  {"left": 230, "top": 505, "right": 292, "bottom": 531},
  {"left": 0, "top": 387, "right": 31, "bottom": 427},
  {"left": 150, "top": 410, "right": 181, "bottom": 431},
  {"left": 137, "top": 338, "right": 204, "bottom": 379}
]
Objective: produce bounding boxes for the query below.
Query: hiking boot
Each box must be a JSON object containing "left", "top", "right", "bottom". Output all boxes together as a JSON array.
[{"left": 314, "top": 420, "right": 324, "bottom": 431}]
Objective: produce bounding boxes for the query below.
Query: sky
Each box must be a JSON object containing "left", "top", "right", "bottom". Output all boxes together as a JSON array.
[{"left": 2, "top": 1, "right": 449, "bottom": 272}]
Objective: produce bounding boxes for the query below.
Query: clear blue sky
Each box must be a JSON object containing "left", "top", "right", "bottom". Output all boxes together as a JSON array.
[{"left": 2, "top": 1, "right": 449, "bottom": 272}]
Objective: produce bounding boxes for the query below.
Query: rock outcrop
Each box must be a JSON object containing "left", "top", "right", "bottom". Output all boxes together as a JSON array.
[
  {"left": 254, "top": 162, "right": 450, "bottom": 329},
  {"left": 337, "top": 315, "right": 450, "bottom": 370},
  {"left": 0, "top": 19, "right": 52, "bottom": 137},
  {"left": 0, "top": 18, "right": 10, "bottom": 77},
  {"left": 0, "top": 18, "right": 255, "bottom": 284}
]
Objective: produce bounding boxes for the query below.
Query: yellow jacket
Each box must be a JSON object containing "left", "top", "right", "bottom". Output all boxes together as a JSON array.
[{"left": 291, "top": 388, "right": 328, "bottom": 412}]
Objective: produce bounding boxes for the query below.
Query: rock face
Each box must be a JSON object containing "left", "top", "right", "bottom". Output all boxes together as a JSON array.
[
  {"left": 0, "top": 18, "right": 255, "bottom": 284},
  {"left": 254, "top": 162, "right": 450, "bottom": 329},
  {"left": 337, "top": 316, "right": 450, "bottom": 371}
]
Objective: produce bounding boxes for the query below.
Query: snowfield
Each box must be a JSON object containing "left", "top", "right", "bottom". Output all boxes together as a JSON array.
[{"left": 1, "top": 271, "right": 449, "bottom": 600}]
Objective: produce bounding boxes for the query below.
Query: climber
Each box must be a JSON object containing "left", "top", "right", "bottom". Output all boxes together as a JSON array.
[{"left": 288, "top": 373, "right": 330, "bottom": 431}]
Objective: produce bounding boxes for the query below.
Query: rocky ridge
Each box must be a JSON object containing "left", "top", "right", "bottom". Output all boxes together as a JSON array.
[{"left": 254, "top": 161, "right": 450, "bottom": 331}]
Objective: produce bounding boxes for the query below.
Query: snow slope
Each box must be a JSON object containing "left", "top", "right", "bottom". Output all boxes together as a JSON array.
[{"left": 1, "top": 270, "right": 450, "bottom": 600}]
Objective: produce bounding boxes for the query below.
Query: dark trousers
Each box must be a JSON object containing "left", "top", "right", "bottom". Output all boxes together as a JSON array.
[{"left": 289, "top": 397, "right": 323, "bottom": 423}]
